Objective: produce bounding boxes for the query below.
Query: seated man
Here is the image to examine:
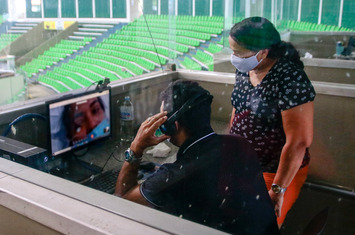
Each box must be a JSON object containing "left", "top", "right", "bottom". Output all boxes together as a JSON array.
[{"left": 115, "top": 80, "right": 279, "bottom": 234}]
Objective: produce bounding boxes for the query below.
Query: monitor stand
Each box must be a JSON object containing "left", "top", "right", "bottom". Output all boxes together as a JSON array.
[{"left": 49, "top": 154, "right": 102, "bottom": 182}]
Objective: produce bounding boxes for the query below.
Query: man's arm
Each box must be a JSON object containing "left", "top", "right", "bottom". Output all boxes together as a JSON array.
[
  {"left": 114, "top": 112, "right": 169, "bottom": 205},
  {"left": 114, "top": 161, "right": 151, "bottom": 206}
]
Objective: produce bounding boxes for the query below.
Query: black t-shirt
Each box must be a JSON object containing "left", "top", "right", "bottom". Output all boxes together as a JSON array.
[
  {"left": 230, "top": 58, "right": 316, "bottom": 173},
  {"left": 140, "top": 128, "right": 280, "bottom": 234}
]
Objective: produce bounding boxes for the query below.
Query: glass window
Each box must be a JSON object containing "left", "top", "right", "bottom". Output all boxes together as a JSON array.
[
  {"left": 342, "top": 0, "right": 355, "bottom": 29},
  {"left": 282, "top": 0, "right": 299, "bottom": 21},
  {"left": 143, "top": 0, "right": 158, "bottom": 15},
  {"left": 160, "top": 0, "right": 170, "bottom": 15},
  {"left": 43, "top": 0, "right": 58, "bottom": 18},
  {"left": 96, "top": 0, "right": 110, "bottom": 18},
  {"left": 234, "top": 0, "right": 245, "bottom": 18},
  {"left": 61, "top": 0, "right": 76, "bottom": 18},
  {"left": 26, "top": 0, "right": 42, "bottom": 18},
  {"left": 195, "top": 0, "right": 209, "bottom": 16},
  {"left": 263, "top": 0, "right": 272, "bottom": 19},
  {"left": 112, "top": 0, "right": 126, "bottom": 18},
  {"left": 78, "top": 0, "right": 93, "bottom": 18},
  {"left": 178, "top": 0, "right": 192, "bottom": 15},
  {"left": 0, "top": 0, "right": 8, "bottom": 15},
  {"left": 321, "top": 0, "right": 341, "bottom": 26},
  {"left": 301, "top": 0, "right": 319, "bottom": 23},
  {"left": 212, "top": 0, "right": 224, "bottom": 16}
]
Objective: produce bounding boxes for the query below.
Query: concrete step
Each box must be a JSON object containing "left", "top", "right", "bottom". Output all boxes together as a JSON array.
[
  {"left": 80, "top": 24, "right": 114, "bottom": 28},
  {"left": 68, "top": 35, "right": 95, "bottom": 40},
  {"left": 14, "top": 23, "right": 38, "bottom": 27},
  {"left": 78, "top": 28, "right": 107, "bottom": 32},
  {"left": 10, "top": 26, "right": 32, "bottom": 30},
  {"left": 74, "top": 31, "right": 102, "bottom": 36},
  {"left": 7, "top": 30, "right": 27, "bottom": 33}
]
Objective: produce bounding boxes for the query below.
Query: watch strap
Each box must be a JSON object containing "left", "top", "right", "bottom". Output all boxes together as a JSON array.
[
  {"left": 125, "top": 148, "right": 142, "bottom": 164},
  {"left": 271, "top": 183, "right": 287, "bottom": 194}
]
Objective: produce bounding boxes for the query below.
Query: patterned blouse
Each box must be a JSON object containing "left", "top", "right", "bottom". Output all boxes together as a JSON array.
[{"left": 230, "top": 57, "right": 316, "bottom": 173}]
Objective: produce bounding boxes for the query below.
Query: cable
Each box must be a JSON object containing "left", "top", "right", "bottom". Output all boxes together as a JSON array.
[
  {"left": 75, "top": 144, "right": 123, "bottom": 174},
  {"left": 112, "top": 154, "right": 123, "bottom": 163},
  {"left": 100, "top": 145, "right": 125, "bottom": 169},
  {"left": 2, "top": 113, "right": 47, "bottom": 136},
  {"left": 141, "top": 13, "right": 164, "bottom": 72},
  {"left": 100, "top": 151, "right": 115, "bottom": 170},
  {"left": 85, "top": 80, "right": 101, "bottom": 92},
  {"left": 85, "top": 78, "right": 110, "bottom": 93},
  {"left": 111, "top": 146, "right": 125, "bottom": 163}
]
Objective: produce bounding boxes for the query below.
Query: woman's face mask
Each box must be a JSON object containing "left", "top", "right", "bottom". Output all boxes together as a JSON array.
[{"left": 230, "top": 51, "right": 262, "bottom": 73}]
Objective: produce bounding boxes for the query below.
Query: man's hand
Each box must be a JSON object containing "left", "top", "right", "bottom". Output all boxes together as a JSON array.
[
  {"left": 268, "top": 189, "right": 284, "bottom": 218},
  {"left": 130, "top": 112, "right": 170, "bottom": 157}
]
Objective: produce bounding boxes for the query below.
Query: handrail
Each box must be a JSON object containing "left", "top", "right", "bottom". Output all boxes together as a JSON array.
[{"left": 304, "top": 181, "right": 355, "bottom": 198}]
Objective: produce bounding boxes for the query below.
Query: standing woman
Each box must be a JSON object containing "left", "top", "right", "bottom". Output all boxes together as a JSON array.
[{"left": 228, "top": 17, "right": 316, "bottom": 227}]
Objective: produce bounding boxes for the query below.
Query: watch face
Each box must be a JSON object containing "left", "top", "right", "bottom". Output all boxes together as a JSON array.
[
  {"left": 272, "top": 184, "right": 281, "bottom": 193},
  {"left": 125, "top": 149, "right": 131, "bottom": 161},
  {"left": 124, "top": 148, "right": 141, "bottom": 164}
]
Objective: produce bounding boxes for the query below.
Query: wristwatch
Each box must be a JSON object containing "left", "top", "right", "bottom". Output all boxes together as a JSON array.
[
  {"left": 124, "top": 148, "right": 142, "bottom": 164},
  {"left": 271, "top": 184, "right": 287, "bottom": 194}
]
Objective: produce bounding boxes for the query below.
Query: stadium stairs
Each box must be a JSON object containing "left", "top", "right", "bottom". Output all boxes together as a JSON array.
[
  {"left": 31, "top": 22, "right": 125, "bottom": 80},
  {"left": 0, "top": 21, "right": 39, "bottom": 53}
]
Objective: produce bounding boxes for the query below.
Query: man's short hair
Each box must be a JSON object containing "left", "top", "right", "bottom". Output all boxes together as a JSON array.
[{"left": 160, "top": 80, "right": 213, "bottom": 134}]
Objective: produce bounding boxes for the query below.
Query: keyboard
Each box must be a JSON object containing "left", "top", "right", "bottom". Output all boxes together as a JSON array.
[
  {"left": 82, "top": 162, "right": 157, "bottom": 194},
  {"left": 82, "top": 169, "right": 120, "bottom": 194}
]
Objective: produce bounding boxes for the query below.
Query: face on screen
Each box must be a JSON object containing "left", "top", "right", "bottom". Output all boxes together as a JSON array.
[{"left": 67, "top": 97, "right": 106, "bottom": 143}]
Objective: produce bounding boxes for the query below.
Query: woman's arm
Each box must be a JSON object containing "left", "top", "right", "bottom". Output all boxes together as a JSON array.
[
  {"left": 229, "top": 108, "right": 236, "bottom": 128},
  {"left": 269, "top": 101, "right": 314, "bottom": 217}
]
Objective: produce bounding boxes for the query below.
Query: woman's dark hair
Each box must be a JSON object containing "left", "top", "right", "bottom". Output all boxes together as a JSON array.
[
  {"left": 230, "top": 17, "right": 304, "bottom": 68},
  {"left": 160, "top": 80, "right": 213, "bottom": 134}
]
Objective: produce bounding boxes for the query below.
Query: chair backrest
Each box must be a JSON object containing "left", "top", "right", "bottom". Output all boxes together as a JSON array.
[{"left": 302, "top": 207, "right": 329, "bottom": 235}]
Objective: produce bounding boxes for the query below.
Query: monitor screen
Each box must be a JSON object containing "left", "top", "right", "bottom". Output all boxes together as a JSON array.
[{"left": 48, "top": 89, "right": 111, "bottom": 157}]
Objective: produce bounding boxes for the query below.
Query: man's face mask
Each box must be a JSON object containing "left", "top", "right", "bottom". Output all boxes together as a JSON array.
[{"left": 230, "top": 51, "right": 262, "bottom": 73}]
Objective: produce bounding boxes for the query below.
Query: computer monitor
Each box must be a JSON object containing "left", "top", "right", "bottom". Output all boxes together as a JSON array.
[{"left": 47, "top": 88, "right": 111, "bottom": 157}]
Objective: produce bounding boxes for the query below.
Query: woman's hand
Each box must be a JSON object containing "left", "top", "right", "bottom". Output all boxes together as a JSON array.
[
  {"left": 130, "top": 112, "right": 170, "bottom": 157},
  {"left": 268, "top": 189, "right": 284, "bottom": 218}
]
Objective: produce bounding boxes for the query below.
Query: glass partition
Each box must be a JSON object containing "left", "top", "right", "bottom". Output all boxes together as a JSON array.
[
  {"left": 0, "top": 0, "right": 354, "bottom": 234},
  {"left": 1, "top": 0, "right": 353, "bottom": 104}
]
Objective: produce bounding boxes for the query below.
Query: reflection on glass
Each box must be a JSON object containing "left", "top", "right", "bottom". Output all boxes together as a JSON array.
[{"left": 0, "top": 0, "right": 353, "bottom": 234}]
